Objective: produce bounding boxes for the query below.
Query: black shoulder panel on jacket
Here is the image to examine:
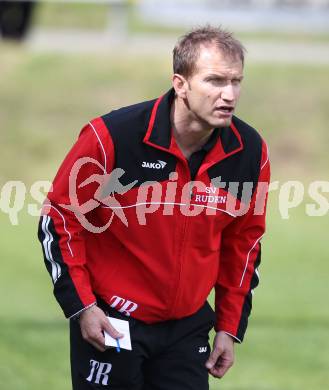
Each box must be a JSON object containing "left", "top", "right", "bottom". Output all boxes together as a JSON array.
[
  {"left": 101, "top": 99, "right": 178, "bottom": 187},
  {"left": 208, "top": 116, "right": 263, "bottom": 202}
]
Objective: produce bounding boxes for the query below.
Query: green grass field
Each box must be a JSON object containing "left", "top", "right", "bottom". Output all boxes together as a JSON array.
[{"left": 0, "top": 41, "right": 328, "bottom": 389}]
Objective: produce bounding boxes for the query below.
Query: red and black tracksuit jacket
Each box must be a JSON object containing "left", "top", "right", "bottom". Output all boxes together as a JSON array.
[{"left": 38, "top": 88, "right": 270, "bottom": 342}]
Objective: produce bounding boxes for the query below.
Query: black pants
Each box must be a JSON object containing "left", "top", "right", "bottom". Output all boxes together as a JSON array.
[{"left": 70, "top": 301, "right": 215, "bottom": 390}]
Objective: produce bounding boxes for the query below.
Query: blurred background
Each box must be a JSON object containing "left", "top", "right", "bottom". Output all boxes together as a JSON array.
[{"left": 0, "top": 0, "right": 328, "bottom": 389}]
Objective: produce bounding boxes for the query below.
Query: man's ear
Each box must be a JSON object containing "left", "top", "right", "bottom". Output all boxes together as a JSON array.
[{"left": 172, "top": 73, "right": 188, "bottom": 99}]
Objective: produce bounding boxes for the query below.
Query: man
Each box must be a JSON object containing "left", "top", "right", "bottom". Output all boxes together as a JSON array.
[{"left": 38, "top": 26, "right": 270, "bottom": 389}]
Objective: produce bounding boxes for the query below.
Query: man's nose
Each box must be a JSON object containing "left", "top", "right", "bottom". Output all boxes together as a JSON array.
[{"left": 221, "top": 83, "right": 235, "bottom": 101}]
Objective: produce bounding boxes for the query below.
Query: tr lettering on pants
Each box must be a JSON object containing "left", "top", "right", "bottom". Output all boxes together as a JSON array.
[{"left": 86, "top": 360, "right": 112, "bottom": 385}]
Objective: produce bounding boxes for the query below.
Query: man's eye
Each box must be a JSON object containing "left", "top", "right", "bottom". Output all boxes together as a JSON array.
[
  {"left": 207, "top": 78, "right": 225, "bottom": 85},
  {"left": 232, "top": 79, "right": 242, "bottom": 85}
]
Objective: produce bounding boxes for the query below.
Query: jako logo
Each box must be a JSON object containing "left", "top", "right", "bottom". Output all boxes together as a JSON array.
[{"left": 142, "top": 160, "right": 167, "bottom": 169}]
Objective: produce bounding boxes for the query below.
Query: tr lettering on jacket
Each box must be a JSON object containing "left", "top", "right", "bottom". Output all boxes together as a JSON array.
[{"left": 109, "top": 295, "right": 138, "bottom": 316}]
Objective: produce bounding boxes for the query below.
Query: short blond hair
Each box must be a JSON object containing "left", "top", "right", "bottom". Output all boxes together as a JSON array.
[{"left": 173, "top": 25, "right": 245, "bottom": 78}]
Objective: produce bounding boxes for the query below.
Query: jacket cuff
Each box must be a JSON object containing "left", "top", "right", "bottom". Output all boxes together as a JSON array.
[
  {"left": 222, "top": 331, "right": 242, "bottom": 344},
  {"left": 215, "top": 320, "right": 242, "bottom": 343},
  {"left": 68, "top": 302, "right": 97, "bottom": 320}
]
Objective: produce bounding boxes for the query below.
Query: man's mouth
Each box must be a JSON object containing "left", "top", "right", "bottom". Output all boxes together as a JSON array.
[
  {"left": 217, "top": 106, "right": 234, "bottom": 113},
  {"left": 215, "top": 106, "right": 235, "bottom": 116}
]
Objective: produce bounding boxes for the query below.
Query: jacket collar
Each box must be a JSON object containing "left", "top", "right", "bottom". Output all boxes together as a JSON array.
[{"left": 143, "top": 88, "right": 244, "bottom": 165}]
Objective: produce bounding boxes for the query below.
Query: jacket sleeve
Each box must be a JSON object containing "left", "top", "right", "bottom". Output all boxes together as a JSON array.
[
  {"left": 37, "top": 118, "right": 114, "bottom": 319},
  {"left": 215, "top": 139, "right": 270, "bottom": 342}
]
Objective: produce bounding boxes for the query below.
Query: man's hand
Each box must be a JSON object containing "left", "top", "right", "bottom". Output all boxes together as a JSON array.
[
  {"left": 205, "top": 331, "right": 235, "bottom": 378},
  {"left": 79, "top": 305, "right": 123, "bottom": 352}
]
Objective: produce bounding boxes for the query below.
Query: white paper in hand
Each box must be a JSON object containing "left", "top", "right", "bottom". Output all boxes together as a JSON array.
[{"left": 104, "top": 317, "right": 132, "bottom": 351}]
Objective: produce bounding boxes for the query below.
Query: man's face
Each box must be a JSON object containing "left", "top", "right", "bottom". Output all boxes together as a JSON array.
[{"left": 184, "top": 45, "right": 243, "bottom": 129}]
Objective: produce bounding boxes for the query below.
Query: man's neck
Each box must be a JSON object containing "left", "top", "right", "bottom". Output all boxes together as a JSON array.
[{"left": 170, "top": 97, "right": 215, "bottom": 159}]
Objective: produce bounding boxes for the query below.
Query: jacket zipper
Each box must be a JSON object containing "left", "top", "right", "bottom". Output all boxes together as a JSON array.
[{"left": 169, "top": 158, "right": 192, "bottom": 317}]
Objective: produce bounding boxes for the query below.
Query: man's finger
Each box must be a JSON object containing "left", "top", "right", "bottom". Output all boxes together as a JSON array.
[
  {"left": 83, "top": 330, "right": 107, "bottom": 352},
  {"left": 209, "top": 358, "right": 234, "bottom": 378},
  {"left": 210, "top": 364, "right": 232, "bottom": 378},
  {"left": 210, "top": 366, "right": 224, "bottom": 378},
  {"left": 205, "top": 347, "right": 222, "bottom": 369},
  {"left": 102, "top": 320, "right": 124, "bottom": 339},
  {"left": 88, "top": 338, "right": 107, "bottom": 352}
]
